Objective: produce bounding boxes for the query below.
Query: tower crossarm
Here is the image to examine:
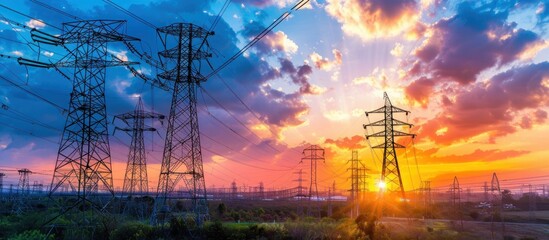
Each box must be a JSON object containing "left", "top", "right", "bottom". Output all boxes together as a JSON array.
[
  {"left": 114, "top": 126, "right": 157, "bottom": 132},
  {"left": 370, "top": 142, "right": 406, "bottom": 149},
  {"left": 363, "top": 118, "right": 412, "bottom": 128},
  {"left": 391, "top": 106, "right": 410, "bottom": 114},
  {"left": 30, "top": 28, "right": 63, "bottom": 45},
  {"left": 366, "top": 130, "right": 414, "bottom": 139},
  {"left": 365, "top": 106, "right": 386, "bottom": 116},
  {"left": 18, "top": 57, "right": 139, "bottom": 69}
]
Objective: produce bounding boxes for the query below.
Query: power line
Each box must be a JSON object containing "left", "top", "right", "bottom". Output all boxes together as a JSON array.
[
  {"left": 28, "top": 0, "right": 82, "bottom": 21},
  {"left": 0, "top": 119, "right": 58, "bottom": 144},
  {"left": 199, "top": 85, "right": 281, "bottom": 153},
  {"left": 0, "top": 4, "right": 63, "bottom": 31},
  {"left": 202, "top": 146, "right": 292, "bottom": 172},
  {"left": 0, "top": 75, "right": 67, "bottom": 112},
  {"left": 204, "top": 0, "right": 310, "bottom": 80}
]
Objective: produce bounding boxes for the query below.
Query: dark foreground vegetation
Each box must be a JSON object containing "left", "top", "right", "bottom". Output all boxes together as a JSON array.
[{"left": 1, "top": 194, "right": 549, "bottom": 239}]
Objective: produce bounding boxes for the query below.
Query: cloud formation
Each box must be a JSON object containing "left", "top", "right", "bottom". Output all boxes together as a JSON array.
[
  {"left": 324, "top": 135, "right": 366, "bottom": 150},
  {"left": 325, "top": 0, "right": 420, "bottom": 41},
  {"left": 417, "top": 62, "right": 549, "bottom": 145},
  {"left": 416, "top": 147, "right": 530, "bottom": 164},
  {"left": 406, "top": 2, "right": 546, "bottom": 86},
  {"left": 309, "top": 49, "right": 342, "bottom": 71}
]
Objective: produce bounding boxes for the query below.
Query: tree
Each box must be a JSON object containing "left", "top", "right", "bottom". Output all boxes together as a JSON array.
[{"left": 217, "top": 203, "right": 227, "bottom": 216}]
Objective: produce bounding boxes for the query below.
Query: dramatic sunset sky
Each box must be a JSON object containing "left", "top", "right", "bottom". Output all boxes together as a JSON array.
[{"left": 0, "top": 0, "right": 548, "bottom": 194}]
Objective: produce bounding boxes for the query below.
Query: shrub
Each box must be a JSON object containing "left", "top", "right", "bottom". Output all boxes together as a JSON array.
[
  {"left": 202, "top": 221, "right": 226, "bottom": 240},
  {"left": 110, "top": 221, "right": 153, "bottom": 240},
  {"left": 8, "top": 230, "right": 52, "bottom": 240}
]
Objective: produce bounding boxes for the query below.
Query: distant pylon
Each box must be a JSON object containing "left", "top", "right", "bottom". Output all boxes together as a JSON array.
[
  {"left": 13, "top": 168, "right": 32, "bottom": 214},
  {"left": 231, "top": 180, "right": 238, "bottom": 200},
  {"left": 527, "top": 184, "right": 536, "bottom": 221},
  {"left": 154, "top": 23, "right": 212, "bottom": 226},
  {"left": 259, "top": 182, "right": 264, "bottom": 200},
  {"left": 364, "top": 92, "right": 414, "bottom": 199},
  {"left": 301, "top": 145, "right": 325, "bottom": 218},
  {"left": 293, "top": 169, "right": 307, "bottom": 216},
  {"left": 115, "top": 98, "right": 164, "bottom": 196},
  {"left": 348, "top": 151, "right": 360, "bottom": 218},
  {"left": 421, "top": 180, "right": 432, "bottom": 217},
  {"left": 490, "top": 173, "right": 505, "bottom": 239},
  {"left": 0, "top": 172, "right": 5, "bottom": 197},
  {"left": 450, "top": 176, "right": 462, "bottom": 228},
  {"left": 18, "top": 169, "right": 31, "bottom": 195}
]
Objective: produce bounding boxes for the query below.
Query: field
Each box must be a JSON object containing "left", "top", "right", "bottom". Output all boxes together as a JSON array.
[
  {"left": 2, "top": 197, "right": 549, "bottom": 239},
  {"left": 380, "top": 217, "right": 549, "bottom": 240}
]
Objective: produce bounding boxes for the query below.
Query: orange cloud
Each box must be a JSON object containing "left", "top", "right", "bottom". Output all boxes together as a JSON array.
[
  {"left": 309, "top": 49, "right": 342, "bottom": 71},
  {"left": 325, "top": 0, "right": 420, "bottom": 41},
  {"left": 404, "top": 76, "right": 435, "bottom": 107},
  {"left": 415, "top": 148, "right": 529, "bottom": 164},
  {"left": 258, "top": 30, "right": 298, "bottom": 54},
  {"left": 324, "top": 135, "right": 366, "bottom": 150},
  {"left": 417, "top": 62, "right": 549, "bottom": 145}
]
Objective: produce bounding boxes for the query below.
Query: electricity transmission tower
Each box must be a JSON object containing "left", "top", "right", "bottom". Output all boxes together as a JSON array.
[
  {"left": 490, "top": 173, "right": 505, "bottom": 239},
  {"left": 18, "top": 169, "right": 31, "bottom": 195},
  {"left": 0, "top": 172, "right": 5, "bottom": 198},
  {"left": 420, "top": 180, "right": 432, "bottom": 217},
  {"left": 301, "top": 145, "right": 325, "bottom": 218},
  {"left": 154, "top": 23, "right": 213, "bottom": 225},
  {"left": 348, "top": 151, "right": 362, "bottom": 218},
  {"left": 19, "top": 20, "right": 138, "bottom": 213},
  {"left": 364, "top": 92, "right": 414, "bottom": 199},
  {"left": 115, "top": 98, "right": 164, "bottom": 196},
  {"left": 13, "top": 168, "right": 32, "bottom": 214},
  {"left": 293, "top": 169, "right": 307, "bottom": 216},
  {"left": 450, "top": 176, "right": 462, "bottom": 228}
]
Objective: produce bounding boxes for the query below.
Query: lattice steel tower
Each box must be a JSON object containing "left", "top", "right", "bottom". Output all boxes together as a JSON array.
[
  {"left": 301, "top": 145, "right": 325, "bottom": 217},
  {"left": 115, "top": 98, "right": 164, "bottom": 196},
  {"left": 18, "top": 169, "right": 31, "bottom": 195},
  {"left": 0, "top": 172, "right": 5, "bottom": 197},
  {"left": 20, "top": 21, "right": 138, "bottom": 210},
  {"left": 348, "top": 151, "right": 368, "bottom": 217},
  {"left": 155, "top": 23, "right": 212, "bottom": 224},
  {"left": 364, "top": 92, "right": 414, "bottom": 199}
]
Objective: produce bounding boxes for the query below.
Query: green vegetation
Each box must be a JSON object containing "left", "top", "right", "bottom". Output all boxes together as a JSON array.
[{"left": 1, "top": 196, "right": 549, "bottom": 239}]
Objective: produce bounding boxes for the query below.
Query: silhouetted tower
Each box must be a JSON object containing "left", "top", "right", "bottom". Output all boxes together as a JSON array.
[
  {"left": 490, "top": 173, "right": 505, "bottom": 239},
  {"left": 258, "top": 182, "right": 264, "bottom": 200},
  {"left": 13, "top": 169, "right": 32, "bottom": 214},
  {"left": 155, "top": 23, "right": 212, "bottom": 225},
  {"left": 18, "top": 169, "right": 31, "bottom": 195},
  {"left": 527, "top": 184, "right": 536, "bottom": 221},
  {"left": 364, "top": 92, "right": 414, "bottom": 199},
  {"left": 231, "top": 180, "right": 238, "bottom": 200},
  {"left": 0, "top": 172, "right": 5, "bottom": 196},
  {"left": 348, "top": 151, "right": 360, "bottom": 218},
  {"left": 301, "top": 145, "right": 325, "bottom": 217},
  {"left": 32, "top": 181, "right": 43, "bottom": 195},
  {"left": 328, "top": 187, "right": 333, "bottom": 216},
  {"left": 421, "top": 180, "right": 432, "bottom": 217},
  {"left": 301, "top": 145, "right": 324, "bottom": 199},
  {"left": 115, "top": 98, "right": 164, "bottom": 196},
  {"left": 18, "top": 21, "right": 138, "bottom": 210},
  {"left": 450, "top": 176, "right": 462, "bottom": 228},
  {"left": 294, "top": 169, "right": 306, "bottom": 216}
]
